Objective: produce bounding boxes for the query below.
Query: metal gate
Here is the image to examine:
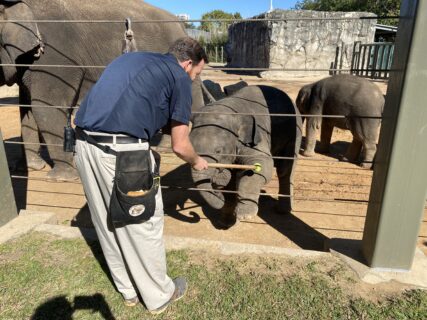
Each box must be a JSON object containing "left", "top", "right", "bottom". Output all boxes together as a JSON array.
[{"left": 351, "top": 41, "right": 395, "bottom": 79}]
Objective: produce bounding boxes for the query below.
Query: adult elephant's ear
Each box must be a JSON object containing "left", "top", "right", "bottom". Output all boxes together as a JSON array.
[
  {"left": 2, "top": 1, "right": 43, "bottom": 61},
  {"left": 240, "top": 116, "right": 262, "bottom": 147}
]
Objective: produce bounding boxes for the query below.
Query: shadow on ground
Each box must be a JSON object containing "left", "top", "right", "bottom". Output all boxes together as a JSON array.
[
  {"left": 30, "top": 294, "right": 115, "bottom": 320},
  {"left": 300, "top": 136, "right": 351, "bottom": 161},
  {"left": 162, "top": 164, "right": 328, "bottom": 251},
  {"left": 6, "top": 136, "right": 29, "bottom": 212}
]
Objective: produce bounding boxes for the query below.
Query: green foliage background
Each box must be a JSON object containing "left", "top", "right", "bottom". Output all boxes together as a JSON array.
[{"left": 294, "top": 0, "right": 401, "bottom": 25}]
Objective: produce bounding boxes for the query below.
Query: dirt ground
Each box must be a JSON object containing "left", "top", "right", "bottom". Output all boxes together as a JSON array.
[{"left": 1, "top": 70, "right": 426, "bottom": 258}]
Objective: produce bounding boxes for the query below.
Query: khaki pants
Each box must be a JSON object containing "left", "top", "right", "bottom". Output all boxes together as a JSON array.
[{"left": 74, "top": 137, "right": 174, "bottom": 310}]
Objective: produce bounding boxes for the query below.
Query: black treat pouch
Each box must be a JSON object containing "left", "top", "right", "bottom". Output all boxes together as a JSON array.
[{"left": 109, "top": 149, "right": 160, "bottom": 227}]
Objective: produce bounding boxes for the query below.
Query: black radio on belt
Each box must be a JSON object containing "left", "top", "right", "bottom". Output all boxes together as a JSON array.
[{"left": 63, "top": 108, "right": 76, "bottom": 152}]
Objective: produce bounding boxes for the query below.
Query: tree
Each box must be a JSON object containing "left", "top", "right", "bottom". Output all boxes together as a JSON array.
[
  {"left": 294, "top": 0, "right": 400, "bottom": 25},
  {"left": 184, "top": 21, "right": 197, "bottom": 29},
  {"left": 200, "top": 10, "right": 242, "bottom": 34}
]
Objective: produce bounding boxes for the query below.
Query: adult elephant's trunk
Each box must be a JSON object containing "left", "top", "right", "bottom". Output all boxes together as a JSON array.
[
  {"left": 303, "top": 116, "right": 321, "bottom": 157},
  {"left": 191, "top": 169, "right": 225, "bottom": 210}
]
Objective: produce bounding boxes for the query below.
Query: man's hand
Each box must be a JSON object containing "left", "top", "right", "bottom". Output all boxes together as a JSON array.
[
  {"left": 192, "top": 156, "right": 209, "bottom": 171},
  {"left": 171, "top": 120, "right": 208, "bottom": 170}
]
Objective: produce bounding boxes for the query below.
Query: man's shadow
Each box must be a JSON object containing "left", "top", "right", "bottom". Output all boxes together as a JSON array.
[
  {"left": 162, "top": 164, "right": 328, "bottom": 250},
  {"left": 30, "top": 294, "right": 115, "bottom": 320}
]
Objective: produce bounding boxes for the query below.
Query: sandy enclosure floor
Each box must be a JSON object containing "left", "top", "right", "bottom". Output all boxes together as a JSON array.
[{"left": 1, "top": 70, "right": 426, "bottom": 256}]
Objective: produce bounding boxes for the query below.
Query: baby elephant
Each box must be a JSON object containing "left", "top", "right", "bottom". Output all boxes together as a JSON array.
[
  {"left": 191, "top": 85, "right": 302, "bottom": 223},
  {"left": 296, "top": 74, "right": 384, "bottom": 168}
]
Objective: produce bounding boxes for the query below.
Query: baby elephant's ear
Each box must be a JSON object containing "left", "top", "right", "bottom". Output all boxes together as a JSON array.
[
  {"left": 240, "top": 116, "right": 262, "bottom": 147},
  {"left": 224, "top": 81, "right": 248, "bottom": 96},
  {"left": 296, "top": 87, "right": 311, "bottom": 113}
]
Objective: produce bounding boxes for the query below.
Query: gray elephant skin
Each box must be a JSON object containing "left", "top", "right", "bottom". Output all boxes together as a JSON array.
[
  {"left": 296, "top": 74, "right": 384, "bottom": 169},
  {"left": 190, "top": 85, "right": 302, "bottom": 222},
  {"left": 0, "top": 0, "right": 190, "bottom": 180}
]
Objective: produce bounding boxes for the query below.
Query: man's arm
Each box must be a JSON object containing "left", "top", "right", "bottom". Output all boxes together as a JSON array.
[{"left": 171, "top": 120, "right": 208, "bottom": 171}]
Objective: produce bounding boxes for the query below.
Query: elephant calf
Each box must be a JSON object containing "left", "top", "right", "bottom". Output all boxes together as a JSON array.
[
  {"left": 190, "top": 85, "right": 302, "bottom": 223},
  {"left": 296, "top": 74, "right": 384, "bottom": 169}
]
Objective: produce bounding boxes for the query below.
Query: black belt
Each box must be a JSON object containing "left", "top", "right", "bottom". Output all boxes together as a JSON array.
[{"left": 76, "top": 127, "right": 146, "bottom": 144}]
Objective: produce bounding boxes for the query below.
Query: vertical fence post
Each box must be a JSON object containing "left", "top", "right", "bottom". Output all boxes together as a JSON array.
[
  {"left": 0, "top": 131, "right": 18, "bottom": 227},
  {"left": 371, "top": 45, "right": 379, "bottom": 79},
  {"left": 215, "top": 46, "right": 218, "bottom": 63},
  {"left": 351, "top": 41, "right": 361, "bottom": 75},
  {"left": 362, "top": 0, "right": 427, "bottom": 270}
]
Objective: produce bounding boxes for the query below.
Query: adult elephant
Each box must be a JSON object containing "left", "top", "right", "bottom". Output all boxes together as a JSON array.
[
  {"left": 296, "top": 74, "right": 384, "bottom": 169},
  {"left": 0, "top": 0, "right": 191, "bottom": 180},
  {"left": 190, "top": 85, "right": 302, "bottom": 223}
]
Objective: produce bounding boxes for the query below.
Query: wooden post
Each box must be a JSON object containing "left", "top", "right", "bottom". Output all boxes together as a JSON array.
[{"left": 362, "top": 0, "right": 427, "bottom": 270}]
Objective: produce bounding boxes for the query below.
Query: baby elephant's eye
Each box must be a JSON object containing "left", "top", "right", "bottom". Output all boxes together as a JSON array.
[{"left": 215, "top": 148, "right": 222, "bottom": 154}]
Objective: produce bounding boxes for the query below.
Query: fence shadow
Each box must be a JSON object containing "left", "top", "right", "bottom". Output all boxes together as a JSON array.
[
  {"left": 257, "top": 195, "right": 328, "bottom": 251},
  {"left": 162, "top": 164, "right": 329, "bottom": 250},
  {"left": 6, "top": 136, "right": 28, "bottom": 212}
]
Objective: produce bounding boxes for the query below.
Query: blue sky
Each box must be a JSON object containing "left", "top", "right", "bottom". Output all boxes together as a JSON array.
[{"left": 145, "top": 0, "right": 298, "bottom": 20}]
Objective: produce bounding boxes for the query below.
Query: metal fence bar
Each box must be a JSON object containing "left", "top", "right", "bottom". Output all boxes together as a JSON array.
[
  {"left": 7, "top": 174, "right": 371, "bottom": 204},
  {"left": 371, "top": 45, "right": 379, "bottom": 79},
  {"left": 0, "top": 16, "right": 400, "bottom": 24},
  {"left": 378, "top": 45, "right": 388, "bottom": 79},
  {"left": 1, "top": 141, "right": 374, "bottom": 166},
  {"left": 384, "top": 44, "right": 394, "bottom": 78},
  {"left": 361, "top": 45, "right": 368, "bottom": 77},
  {"left": 0, "top": 105, "right": 383, "bottom": 119},
  {"left": 0, "top": 62, "right": 399, "bottom": 73},
  {"left": 0, "top": 131, "right": 18, "bottom": 227},
  {"left": 362, "top": 0, "right": 427, "bottom": 271}
]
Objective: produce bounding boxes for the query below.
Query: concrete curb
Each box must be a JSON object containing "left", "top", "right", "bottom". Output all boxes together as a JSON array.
[
  {"left": 326, "top": 238, "right": 427, "bottom": 288},
  {"left": 164, "top": 235, "right": 327, "bottom": 257},
  {"left": 32, "top": 223, "right": 327, "bottom": 258},
  {"left": 0, "top": 210, "right": 57, "bottom": 245}
]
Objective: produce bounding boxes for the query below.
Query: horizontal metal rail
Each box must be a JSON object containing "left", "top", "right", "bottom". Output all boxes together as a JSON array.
[
  {"left": 0, "top": 104, "right": 77, "bottom": 110},
  {"left": 0, "top": 62, "right": 400, "bottom": 74},
  {"left": 8, "top": 174, "right": 369, "bottom": 204},
  {"left": 0, "top": 103, "right": 383, "bottom": 119},
  {"left": 14, "top": 187, "right": 370, "bottom": 197},
  {"left": 0, "top": 16, "right": 400, "bottom": 24},
  {"left": 2, "top": 141, "right": 373, "bottom": 166}
]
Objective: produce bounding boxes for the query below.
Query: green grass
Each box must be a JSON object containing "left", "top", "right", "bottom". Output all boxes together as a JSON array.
[{"left": 0, "top": 233, "right": 426, "bottom": 320}]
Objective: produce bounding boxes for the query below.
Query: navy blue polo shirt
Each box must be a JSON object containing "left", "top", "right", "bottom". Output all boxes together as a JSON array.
[{"left": 74, "top": 52, "right": 192, "bottom": 140}]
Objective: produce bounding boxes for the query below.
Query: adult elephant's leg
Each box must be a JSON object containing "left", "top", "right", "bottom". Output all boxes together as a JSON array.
[
  {"left": 32, "top": 105, "right": 77, "bottom": 180},
  {"left": 234, "top": 157, "right": 273, "bottom": 221},
  {"left": 19, "top": 77, "right": 46, "bottom": 170},
  {"left": 318, "top": 120, "right": 333, "bottom": 154},
  {"left": 303, "top": 116, "right": 321, "bottom": 157},
  {"left": 20, "top": 107, "right": 46, "bottom": 170},
  {"left": 30, "top": 71, "right": 81, "bottom": 181}
]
